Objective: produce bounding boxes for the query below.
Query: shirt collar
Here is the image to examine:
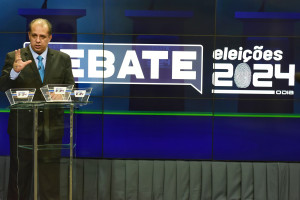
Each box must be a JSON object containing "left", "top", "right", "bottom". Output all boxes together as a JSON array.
[{"left": 29, "top": 45, "right": 48, "bottom": 60}]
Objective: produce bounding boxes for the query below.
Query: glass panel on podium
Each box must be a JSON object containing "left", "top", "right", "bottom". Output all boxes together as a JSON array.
[
  {"left": 10, "top": 102, "right": 71, "bottom": 199},
  {"left": 8, "top": 99, "right": 91, "bottom": 200}
]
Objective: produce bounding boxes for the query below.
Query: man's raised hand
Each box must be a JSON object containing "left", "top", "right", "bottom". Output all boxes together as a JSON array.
[{"left": 13, "top": 49, "right": 32, "bottom": 73}]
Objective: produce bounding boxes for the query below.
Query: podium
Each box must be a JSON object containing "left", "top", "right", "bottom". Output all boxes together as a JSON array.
[
  {"left": 10, "top": 101, "right": 90, "bottom": 200},
  {"left": 18, "top": 8, "right": 86, "bottom": 42}
]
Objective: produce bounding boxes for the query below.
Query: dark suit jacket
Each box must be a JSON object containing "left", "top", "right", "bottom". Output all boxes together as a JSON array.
[{"left": 0, "top": 46, "right": 75, "bottom": 138}]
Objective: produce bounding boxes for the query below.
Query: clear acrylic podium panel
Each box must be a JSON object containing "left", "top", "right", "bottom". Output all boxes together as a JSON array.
[
  {"left": 5, "top": 88, "right": 36, "bottom": 105},
  {"left": 10, "top": 101, "right": 90, "bottom": 200}
]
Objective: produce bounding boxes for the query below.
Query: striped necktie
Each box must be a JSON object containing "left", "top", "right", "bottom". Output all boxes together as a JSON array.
[{"left": 37, "top": 55, "right": 45, "bottom": 82}]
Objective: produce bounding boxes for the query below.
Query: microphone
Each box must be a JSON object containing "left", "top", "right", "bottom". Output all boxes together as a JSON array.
[
  {"left": 41, "top": 0, "right": 48, "bottom": 9},
  {"left": 296, "top": 73, "right": 300, "bottom": 83},
  {"left": 258, "top": 0, "right": 266, "bottom": 12},
  {"left": 148, "top": 0, "right": 155, "bottom": 10}
]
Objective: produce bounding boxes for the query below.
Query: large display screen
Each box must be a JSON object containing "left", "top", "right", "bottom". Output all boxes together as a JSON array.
[{"left": 0, "top": 0, "right": 300, "bottom": 161}]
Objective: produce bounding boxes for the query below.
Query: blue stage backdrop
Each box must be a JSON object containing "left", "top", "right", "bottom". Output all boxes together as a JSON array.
[{"left": 0, "top": 0, "right": 300, "bottom": 162}]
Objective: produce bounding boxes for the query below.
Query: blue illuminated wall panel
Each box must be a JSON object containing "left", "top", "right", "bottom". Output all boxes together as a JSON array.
[
  {"left": 102, "top": 115, "right": 213, "bottom": 159},
  {"left": 213, "top": 116, "right": 300, "bottom": 161},
  {"left": 0, "top": 0, "right": 300, "bottom": 163}
]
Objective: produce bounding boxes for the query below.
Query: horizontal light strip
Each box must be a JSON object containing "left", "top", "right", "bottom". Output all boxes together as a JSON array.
[
  {"left": 102, "top": 112, "right": 300, "bottom": 118},
  {"left": 212, "top": 89, "right": 275, "bottom": 94},
  {"left": 1, "top": 109, "right": 300, "bottom": 118}
]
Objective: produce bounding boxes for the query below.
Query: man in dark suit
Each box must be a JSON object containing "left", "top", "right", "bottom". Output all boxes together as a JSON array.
[{"left": 0, "top": 18, "right": 74, "bottom": 199}]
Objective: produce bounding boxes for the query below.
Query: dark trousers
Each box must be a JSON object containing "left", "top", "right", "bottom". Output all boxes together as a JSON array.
[{"left": 7, "top": 135, "right": 62, "bottom": 200}]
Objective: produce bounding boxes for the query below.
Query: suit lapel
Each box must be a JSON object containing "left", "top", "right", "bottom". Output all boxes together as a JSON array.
[{"left": 43, "top": 48, "right": 54, "bottom": 84}]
